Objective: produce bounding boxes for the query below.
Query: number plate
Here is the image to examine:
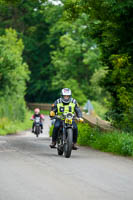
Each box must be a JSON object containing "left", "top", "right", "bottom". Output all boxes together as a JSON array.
[
  {"left": 65, "top": 118, "right": 72, "bottom": 124},
  {"left": 35, "top": 117, "right": 40, "bottom": 123}
]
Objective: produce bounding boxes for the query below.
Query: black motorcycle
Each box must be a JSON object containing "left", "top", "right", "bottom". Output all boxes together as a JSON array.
[
  {"left": 34, "top": 117, "right": 41, "bottom": 137},
  {"left": 52, "top": 113, "right": 78, "bottom": 158}
]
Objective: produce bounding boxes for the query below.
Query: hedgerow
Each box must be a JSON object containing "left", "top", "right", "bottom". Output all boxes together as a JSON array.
[{"left": 77, "top": 123, "right": 133, "bottom": 156}]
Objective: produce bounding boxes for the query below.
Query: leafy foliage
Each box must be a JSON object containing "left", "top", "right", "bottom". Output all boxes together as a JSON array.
[
  {"left": 91, "top": 101, "right": 108, "bottom": 120},
  {"left": 63, "top": 0, "right": 133, "bottom": 131},
  {"left": 0, "top": 28, "right": 29, "bottom": 121},
  {"left": 78, "top": 123, "right": 133, "bottom": 156},
  {"left": 0, "top": 0, "right": 59, "bottom": 103},
  {"left": 0, "top": 111, "right": 32, "bottom": 136},
  {"left": 2, "top": 0, "right": 133, "bottom": 132},
  {"left": 0, "top": 0, "right": 103, "bottom": 105},
  {"left": 51, "top": 13, "right": 101, "bottom": 104}
]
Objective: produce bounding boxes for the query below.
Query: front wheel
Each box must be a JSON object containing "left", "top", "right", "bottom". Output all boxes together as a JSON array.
[
  {"left": 64, "top": 128, "right": 73, "bottom": 158},
  {"left": 35, "top": 126, "right": 40, "bottom": 137}
]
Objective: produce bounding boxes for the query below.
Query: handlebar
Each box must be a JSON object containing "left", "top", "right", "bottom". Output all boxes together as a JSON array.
[{"left": 50, "top": 115, "right": 81, "bottom": 121}]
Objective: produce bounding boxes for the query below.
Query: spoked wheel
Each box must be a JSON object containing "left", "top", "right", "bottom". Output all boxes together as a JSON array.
[{"left": 64, "top": 128, "right": 73, "bottom": 158}]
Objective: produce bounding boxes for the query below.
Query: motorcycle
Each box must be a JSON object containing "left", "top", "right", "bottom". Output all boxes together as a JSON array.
[
  {"left": 51, "top": 113, "right": 79, "bottom": 158},
  {"left": 33, "top": 117, "right": 41, "bottom": 137}
]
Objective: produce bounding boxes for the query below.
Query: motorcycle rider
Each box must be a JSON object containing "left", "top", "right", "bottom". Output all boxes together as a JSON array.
[
  {"left": 30, "top": 108, "right": 44, "bottom": 133},
  {"left": 49, "top": 88, "right": 84, "bottom": 150}
]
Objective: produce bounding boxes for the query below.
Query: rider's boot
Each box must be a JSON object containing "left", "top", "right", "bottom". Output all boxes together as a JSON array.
[
  {"left": 32, "top": 129, "right": 34, "bottom": 133},
  {"left": 72, "top": 143, "right": 78, "bottom": 150},
  {"left": 50, "top": 141, "right": 56, "bottom": 148},
  {"left": 41, "top": 129, "right": 43, "bottom": 133}
]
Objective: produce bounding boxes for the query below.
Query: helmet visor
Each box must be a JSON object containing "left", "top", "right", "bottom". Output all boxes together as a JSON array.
[{"left": 61, "top": 88, "right": 72, "bottom": 103}]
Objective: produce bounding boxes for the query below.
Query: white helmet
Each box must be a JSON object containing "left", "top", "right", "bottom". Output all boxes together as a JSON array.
[{"left": 61, "top": 88, "right": 72, "bottom": 103}]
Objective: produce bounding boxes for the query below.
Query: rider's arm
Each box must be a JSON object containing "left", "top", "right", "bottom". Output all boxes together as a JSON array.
[
  {"left": 50, "top": 100, "right": 58, "bottom": 117},
  {"left": 74, "top": 101, "right": 82, "bottom": 118},
  {"left": 30, "top": 115, "right": 35, "bottom": 120},
  {"left": 51, "top": 100, "right": 58, "bottom": 113},
  {"left": 40, "top": 114, "right": 45, "bottom": 120}
]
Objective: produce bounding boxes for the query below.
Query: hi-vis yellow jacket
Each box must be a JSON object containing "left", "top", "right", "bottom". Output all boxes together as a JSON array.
[{"left": 51, "top": 98, "right": 82, "bottom": 118}]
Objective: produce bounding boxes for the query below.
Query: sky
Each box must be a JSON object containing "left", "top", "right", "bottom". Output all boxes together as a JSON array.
[{"left": 48, "top": 0, "right": 62, "bottom": 5}]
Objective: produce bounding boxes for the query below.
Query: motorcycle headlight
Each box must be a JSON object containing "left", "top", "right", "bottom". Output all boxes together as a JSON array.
[{"left": 66, "top": 113, "right": 73, "bottom": 120}]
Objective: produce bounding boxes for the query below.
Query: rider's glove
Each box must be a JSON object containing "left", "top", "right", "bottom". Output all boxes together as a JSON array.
[
  {"left": 50, "top": 111, "right": 55, "bottom": 117},
  {"left": 79, "top": 118, "right": 84, "bottom": 122}
]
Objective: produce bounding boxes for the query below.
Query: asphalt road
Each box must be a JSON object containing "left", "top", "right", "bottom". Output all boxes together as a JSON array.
[{"left": 0, "top": 116, "right": 133, "bottom": 200}]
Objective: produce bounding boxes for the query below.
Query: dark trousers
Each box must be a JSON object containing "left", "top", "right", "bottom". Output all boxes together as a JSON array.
[
  {"left": 32, "top": 122, "right": 43, "bottom": 130},
  {"left": 52, "top": 118, "right": 78, "bottom": 143}
]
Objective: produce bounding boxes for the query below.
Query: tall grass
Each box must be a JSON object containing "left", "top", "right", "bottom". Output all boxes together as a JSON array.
[
  {"left": 0, "top": 97, "right": 26, "bottom": 121},
  {"left": 0, "top": 111, "right": 32, "bottom": 135},
  {"left": 91, "top": 101, "right": 108, "bottom": 120},
  {"left": 78, "top": 123, "right": 133, "bottom": 156}
]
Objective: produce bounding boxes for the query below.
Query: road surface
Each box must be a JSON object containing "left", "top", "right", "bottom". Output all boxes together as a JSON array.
[{"left": 0, "top": 116, "right": 133, "bottom": 200}]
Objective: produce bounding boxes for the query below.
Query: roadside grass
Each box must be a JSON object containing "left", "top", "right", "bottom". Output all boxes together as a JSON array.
[
  {"left": 78, "top": 123, "right": 133, "bottom": 156},
  {"left": 91, "top": 101, "right": 107, "bottom": 120},
  {"left": 49, "top": 125, "right": 54, "bottom": 137},
  {"left": 0, "top": 111, "right": 32, "bottom": 136},
  {"left": 40, "top": 110, "right": 50, "bottom": 115}
]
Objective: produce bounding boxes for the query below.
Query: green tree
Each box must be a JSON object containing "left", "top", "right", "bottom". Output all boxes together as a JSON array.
[
  {"left": 0, "top": 0, "right": 104, "bottom": 106},
  {"left": 63, "top": 0, "right": 133, "bottom": 130},
  {"left": 51, "top": 13, "right": 101, "bottom": 104},
  {"left": 0, "top": 0, "right": 59, "bottom": 103},
  {"left": 0, "top": 28, "right": 29, "bottom": 121}
]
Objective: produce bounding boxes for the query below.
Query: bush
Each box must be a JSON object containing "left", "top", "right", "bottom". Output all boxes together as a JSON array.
[
  {"left": 77, "top": 123, "right": 133, "bottom": 156},
  {"left": 49, "top": 125, "right": 54, "bottom": 137},
  {"left": 91, "top": 101, "right": 108, "bottom": 120},
  {"left": 0, "top": 28, "right": 29, "bottom": 123},
  {"left": 0, "top": 111, "right": 32, "bottom": 136}
]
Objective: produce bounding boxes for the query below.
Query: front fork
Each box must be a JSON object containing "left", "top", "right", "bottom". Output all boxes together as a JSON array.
[
  {"left": 63, "top": 124, "right": 73, "bottom": 143},
  {"left": 63, "top": 127, "right": 66, "bottom": 143}
]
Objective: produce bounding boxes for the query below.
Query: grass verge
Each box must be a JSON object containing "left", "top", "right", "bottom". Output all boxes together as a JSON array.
[
  {"left": 0, "top": 111, "right": 32, "bottom": 136},
  {"left": 78, "top": 123, "right": 133, "bottom": 156},
  {"left": 91, "top": 101, "right": 107, "bottom": 120}
]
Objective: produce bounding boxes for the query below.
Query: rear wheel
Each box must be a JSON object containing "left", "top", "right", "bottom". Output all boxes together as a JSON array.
[
  {"left": 35, "top": 126, "right": 40, "bottom": 137},
  {"left": 57, "top": 132, "right": 63, "bottom": 156},
  {"left": 57, "top": 148, "right": 63, "bottom": 155},
  {"left": 64, "top": 128, "right": 73, "bottom": 158}
]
